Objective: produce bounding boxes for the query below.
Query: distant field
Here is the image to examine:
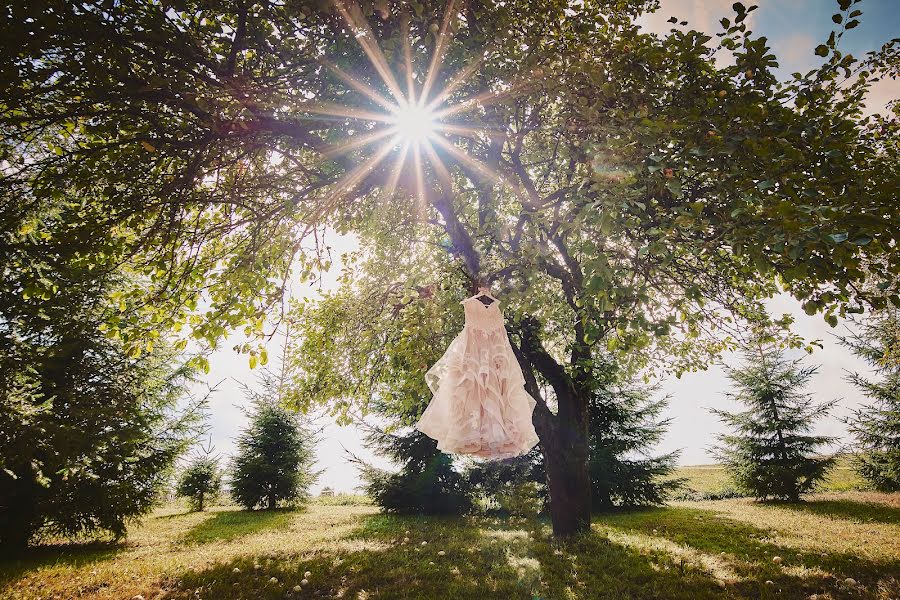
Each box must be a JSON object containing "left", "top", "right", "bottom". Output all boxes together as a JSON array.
[
  {"left": 675, "top": 456, "right": 866, "bottom": 495},
  {"left": 1, "top": 491, "right": 897, "bottom": 599}
]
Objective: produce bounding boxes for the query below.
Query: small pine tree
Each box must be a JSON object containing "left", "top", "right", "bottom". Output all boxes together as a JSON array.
[
  {"left": 589, "top": 360, "right": 684, "bottom": 510},
  {"left": 840, "top": 313, "right": 900, "bottom": 491},
  {"left": 230, "top": 399, "right": 318, "bottom": 510},
  {"left": 357, "top": 426, "right": 473, "bottom": 515},
  {"left": 713, "top": 338, "right": 836, "bottom": 502},
  {"left": 177, "top": 454, "right": 222, "bottom": 512}
]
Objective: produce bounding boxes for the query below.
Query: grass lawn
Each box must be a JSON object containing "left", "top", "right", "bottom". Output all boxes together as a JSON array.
[{"left": 1, "top": 492, "right": 897, "bottom": 600}]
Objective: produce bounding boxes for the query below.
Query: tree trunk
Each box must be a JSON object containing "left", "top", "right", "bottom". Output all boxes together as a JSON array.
[
  {"left": 539, "top": 410, "right": 592, "bottom": 536},
  {"left": 267, "top": 492, "right": 276, "bottom": 510},
  {"left": 515, "top": 333, "right": 593, "bottom": 537},
  {"left": 198, "top": 492, "right": 204, "bottom": 512},
  {"left": 0, "top": 483, "right": 37, "bottom": 554}
]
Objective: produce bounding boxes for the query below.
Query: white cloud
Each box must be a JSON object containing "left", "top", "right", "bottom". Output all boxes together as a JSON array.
[{"left": 862, "top": 75, "right": 899, "bottom": 117}]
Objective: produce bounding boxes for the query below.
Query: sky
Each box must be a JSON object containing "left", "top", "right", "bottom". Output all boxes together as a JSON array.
[{"left": 190, "top": 0, "right": 899, "bottom": 494}]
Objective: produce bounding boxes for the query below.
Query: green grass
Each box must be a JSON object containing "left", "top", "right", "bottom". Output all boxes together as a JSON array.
[
  {"left": 1, "top": 492, "right": 897, "bottom": 599},
  {"left": 675, "top": 456, "right": 867, "bottom": 496}
]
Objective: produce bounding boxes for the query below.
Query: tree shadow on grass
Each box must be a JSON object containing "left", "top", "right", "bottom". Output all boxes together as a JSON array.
[
  {"left": 532, "top": 528, "right": 729, "bottom": 600},
  {"left": 179, "top": 509, "right": 296, "bottom": 545},
  {"left": 775, "top": 498, "right": 900, "bottom": 525},
  {"left": 597, "top": 506, "right": 900, "bottom": 599},
  {"left": 0, "top": 540, "right": 122, "bottom": 588},
  {"left": 159, "top": 512, "right": 740, "bottom": 600}
]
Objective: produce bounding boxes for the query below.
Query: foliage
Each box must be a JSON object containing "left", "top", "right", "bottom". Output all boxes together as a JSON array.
[
  {"left": 0, "top": 260, "right": 201, "bottom": 549},
  {"left": 713, "top": 336, "right": 837, "bottom": 501},
  {"left": 466, "top": 447, "right": 546, "bottom": 513},
  {"left": 176, "top": 455, "right": 223, "bottom": 512},
  {"left": 840, "top": 312, "right": 900, "bottom": 491},
  {"left": 589, "top": 360, "right": 684, "bottom": 510},
  {"left": 357, "top": 428, "right": 474, "bottom": 515},
  {"left": 293, "top": 267, "right": 473, "bottom": 515},
  {"left": 230, "top": 398, "right": 319, "bottom": 510},
  {"left": 493, "top": 480, "right": 544, "bottom": 519},
  {"left": 3, "top": 0, "right": 898, "bottom": 535}
]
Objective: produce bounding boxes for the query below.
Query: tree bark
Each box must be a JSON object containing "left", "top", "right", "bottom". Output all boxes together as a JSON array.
[
  {"left": 538, "top": 409, "right": 592, "bottom": 536},
  {"left": 267, "top": 492, "right": 276, "bottom": 510},
  {"left": 0, "top": 482, "right": 37, "bottom": 553},
  {"left": 515, "top": 334, "right": 593, "bottom": 537}
]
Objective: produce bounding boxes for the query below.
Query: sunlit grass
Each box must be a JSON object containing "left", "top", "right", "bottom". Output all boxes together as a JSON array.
[
  {"left": 674, "top": 456, "right": 867, "bottom": 497},
  {"left": 1, "top": 492, "right": 896, "bottom": 599}
]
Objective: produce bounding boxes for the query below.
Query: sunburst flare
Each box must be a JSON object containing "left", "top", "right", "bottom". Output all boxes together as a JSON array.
[{"left": 305, "top": 0, "right": 541, "bottom": 213}]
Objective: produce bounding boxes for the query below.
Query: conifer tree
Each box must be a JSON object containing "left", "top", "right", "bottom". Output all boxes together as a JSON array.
[
  {"left": 0, "top": 263, "right": 201, "bottom": 550},
  {"left": 176, "top": 450, "right": 222, "bottom": 512},
  {"left": 713, "top": 339, "right": 836, "bottom": 502},
  {"left": 589, "top": 360, "right": 683, "bottom": 510},
  {"left": 230, "top": 336, "right": 319, "bottom": 511},
  {"left": 840, "top": 313, "right": 900, "bottom": 491},
  {"left": 356, "top": 425, "right": 473, "bottom": 515},
  {"left": 465, "top": 358, "right": 682, "bottom": 512},
  {"left": 230, "top": 400, "right": 318, "bottom": 510}
]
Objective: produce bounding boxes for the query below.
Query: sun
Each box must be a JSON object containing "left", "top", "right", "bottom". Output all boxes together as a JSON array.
[
  {"left": 305, "top": 0, "right": 541, "bottom": 209},
  {"left": 391, "top": 103, "right": 437, "bottom": 143}
]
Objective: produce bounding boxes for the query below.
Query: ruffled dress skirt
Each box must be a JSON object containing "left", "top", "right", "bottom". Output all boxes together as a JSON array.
[{"left": 416, "top": 318, "right": 540, "bottom": 460}]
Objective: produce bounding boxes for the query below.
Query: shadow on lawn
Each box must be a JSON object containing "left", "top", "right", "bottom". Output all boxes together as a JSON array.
[
  {"left": 179, "top": 508, "right": 296, "bottom": 545},
  {"left": 776, "top": 498, "right": 900, "bottom": 525},
  {"left": 0, "top": 540, "right": 122, "bottom": 588},
  {"left": 162, "top": 512, "right": 740, "bottom": 600},
  {"left": 598, "top": 506, "right": 900, "bottom": 600}
]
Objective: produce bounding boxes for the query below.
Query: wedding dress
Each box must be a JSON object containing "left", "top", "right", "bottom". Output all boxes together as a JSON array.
[{"left": 415, "top": 292, "right": 540, "bottom": 460}]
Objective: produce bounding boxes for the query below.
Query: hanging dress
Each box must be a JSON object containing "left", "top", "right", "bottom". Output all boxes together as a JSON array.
[{"left": 415, "top": 293, "right": 540, "bottom": 460}]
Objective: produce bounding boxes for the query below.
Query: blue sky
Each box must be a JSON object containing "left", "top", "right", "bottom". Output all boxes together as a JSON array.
[{"left": 192, "top": 0, "right": 898, "bottom": 493}]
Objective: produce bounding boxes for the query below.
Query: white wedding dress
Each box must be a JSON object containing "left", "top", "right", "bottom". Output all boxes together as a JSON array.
[{"left": 415, "top": 294, "right": 540, "bottom": 460}]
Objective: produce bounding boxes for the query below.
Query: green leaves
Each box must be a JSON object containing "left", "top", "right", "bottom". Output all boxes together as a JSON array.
[
  {"left": 664, "top": 177, "right": 683, "bottom": 198},
  {"left": 829, "top": 232, "right": 849, "bottom": 243}
]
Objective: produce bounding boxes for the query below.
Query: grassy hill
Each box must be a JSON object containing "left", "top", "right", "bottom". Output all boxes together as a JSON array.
[
  {"left": 674, "top": 456, "right": 866, "bottom": 498},
  {"left": 1, "top": 490, "right": 897, "bottom": 600}
]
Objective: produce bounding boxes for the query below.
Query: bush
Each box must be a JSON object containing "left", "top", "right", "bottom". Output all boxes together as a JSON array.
[
  {"left": 495, "top": 481, "right": 543, "bottom": 518},
  {"left": 360, "top": 431, "right": 473, "bottom": 515}
]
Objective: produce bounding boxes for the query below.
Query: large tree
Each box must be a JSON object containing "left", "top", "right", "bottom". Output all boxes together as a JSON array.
[
  {"left": 2, "top": 0, "right": 898, "bottom": 535},
  {"left": 840, "top": 312, "right": 900, "bottom": 491},
  {"left": 0, "top": 262, "right": 201, "bottom": 550},
  {"left": 287, "top": 0, "right": 899, "bottom": 534}
]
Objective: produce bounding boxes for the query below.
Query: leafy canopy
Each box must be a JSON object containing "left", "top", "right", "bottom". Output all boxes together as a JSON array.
[{"left": 0, "top": 0, "right": 897, "bottom": 371}]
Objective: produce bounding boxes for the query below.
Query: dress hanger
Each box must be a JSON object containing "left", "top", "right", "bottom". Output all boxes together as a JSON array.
[{"left": 473, "top": 286, "right": 496, "bottom": 306}]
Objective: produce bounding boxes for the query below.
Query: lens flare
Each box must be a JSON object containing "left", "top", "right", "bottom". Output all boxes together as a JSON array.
[
  {"left": 316, "top": 0, "right": 543, "bottom": 209},
  {"left": 391, "top": 104, "right": 436, "bottom": 143}
]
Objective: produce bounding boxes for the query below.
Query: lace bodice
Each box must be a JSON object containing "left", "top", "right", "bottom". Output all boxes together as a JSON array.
[{"left": 462, "top": 298, "right": 504, "bottom": 331}]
